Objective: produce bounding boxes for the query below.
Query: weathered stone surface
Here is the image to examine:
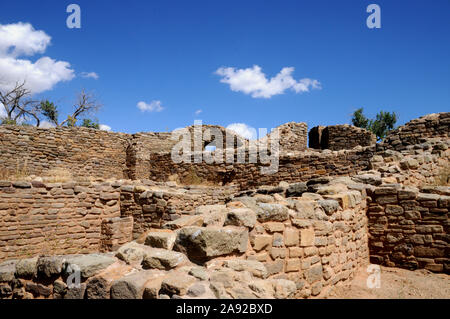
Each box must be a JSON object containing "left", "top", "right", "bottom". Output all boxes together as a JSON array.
[
  {"left": 63, "top": 254, "right": 116, "bottom": 279},
  {"left": 111, "top": 270, "right": 160, "bottom": 299},
  {"left": 284, "top": 228, "right": 299, "bottom": 247},
  {"left": 318, "top": 200, "right": 340, "bottom": 215},
  {"left": 223, "top": 259, "right": 267, "bottom": 278},
  {"left": 163, "top": 215, "right": 204, "bottom": 230},
  {"left": 187, "top": 283, "right": 206, "bottom": 297},
  {"left": 143, "top": 276, "right": 164, "bottom": 299},
  {"left": 64, "top": 283, "right": 86, "bottom": 299},
  {"left": 256, "top": 203, "right": 289, "bottom": 222},
  {"left": 25, "top": 282, "right": 52, "bottom": 297},
  {"left": 299, "top": 229, "right": 315, "bottom": 247},
  {"left": 116, "top": 242, "right": 149, "bottom": 265},
  {"left": 174, "top": 226, "right": 248, "bottom": 263},
  {"left": 36, "top": 256, "right": 63, "bottom": 278},
  {"left": 145, "top": 231, "right": 176, "bottom": 250},
  {"left": 0, "top": 260, "right": 16, "bottom": 282},
  {"left": 198, "top": 205, "right": 228, "bottom": 227},
  {"left": 271, "top": 279, "right": 296, "bottom": 299},
  {"left": 15, "top": 257, "right": 38, "bottom": 278},
  {"left": 189, "top": 267, "right": 209, "bottom": 281},
  {"left": 142, "top": 248, "right": 188, "bottom": 270},
  {"left": 305, "top": 264, "right": 323, "bottom": 284},
  {"left": 224, "top": 208, "right": 257, "bottom": 228},
  {"left": 250, "top": 234, "right": 272, "bottom": 251},
  {"left": 86, "top": 263, "right": 133, "bottom": 299},
  {"left": 286, "top": 183, "right": 308, "bottom": 197},
  {"left": 160, "top": 272, "right": 197, "bottom": 296}
]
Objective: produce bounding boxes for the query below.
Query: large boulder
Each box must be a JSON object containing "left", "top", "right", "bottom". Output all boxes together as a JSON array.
[
  {"left": 256, "top": 203, "right": 289, "bottom": 222},
  {"left": 141, "top": 248, "right": 188, "bottom": 270},
  {"left": 63, "top": 254, "right": 117, "bottom": 279},
  {"left": 145, "top": 231, "right": 176, "bottom": 250},
  {"left": 224, "top": 208, "right": 257, "bottom": 228},
  {"left": 174, "top": 226, "right": 248, "bottom": 264},
  {"left": 0, "top": 260, "right": 16, "bottom": 282}
]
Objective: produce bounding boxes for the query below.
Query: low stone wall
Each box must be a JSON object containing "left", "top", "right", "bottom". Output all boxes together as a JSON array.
[
  {"left": 367, "top": 185, "right": 449, "bottom": 273},
  {"left": 309, "top": 125, "right": 376, "bottom": 151},
  {"left": 0, "top": 181, "right": 125, "bottom": 261},
  {"left": 147, "top": 147, "right": 375, "bottom": 190},
  {"left": 120, "top": 184, "right": 239, "bottom": 238},
  {"left": 381, "top": 112, "right": 450, "bottom": 151}
]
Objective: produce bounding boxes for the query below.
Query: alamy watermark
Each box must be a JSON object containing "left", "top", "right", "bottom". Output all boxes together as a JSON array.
[
  {"left": 366, "top": 264, "right": 381, "bottom": 288},
  {"left": 170, "top": 120, "right": 280, "bottom": 175}
]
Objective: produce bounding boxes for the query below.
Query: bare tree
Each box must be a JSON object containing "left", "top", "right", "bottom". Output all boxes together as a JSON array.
[
  {"left": 0, "top": 81, "right": 40, "bottom": 126},
  {"left": 58, "top": 89, "right": 102, "bottom": 127}
]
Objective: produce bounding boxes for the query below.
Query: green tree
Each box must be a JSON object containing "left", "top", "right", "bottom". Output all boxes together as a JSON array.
[
  {"left": 351, "top": 108, "right": 397, "bottom": 141},
  {"left": 80, "top": 118, "right": 100, "bottom": 129},
  {"left": 39, "top": 100, "right": 59, "bottom": 126}
]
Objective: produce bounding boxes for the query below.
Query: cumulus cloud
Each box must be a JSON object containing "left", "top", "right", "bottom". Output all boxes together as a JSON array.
[
  {"left": 216, "top": 65, "right": 321, "bottom": 98},
  {"left": 226, "top": 123, "right": 258, "bottom": 140},
  {"left": 38, "top": 121, "right": 56, "bottom": 129},
  {"left": 195, "top": 109, "right": 202, "bottom": 115},
  {"left": 81, "top": 72, "right": 99, "bottom": 80},
  {"left": 99, "top": 124, "right": 111, "bottom": 131},
  {"left": 137, "top": 100, "right": 164, "bottom": 112},
  {"left": 0, "top": 22, "right": 75, "bottom": 94}
]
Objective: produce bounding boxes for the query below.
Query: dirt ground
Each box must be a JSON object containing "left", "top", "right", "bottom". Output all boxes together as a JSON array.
[{"left": 326, "top": 266, "right": 450, "bottom": 299}]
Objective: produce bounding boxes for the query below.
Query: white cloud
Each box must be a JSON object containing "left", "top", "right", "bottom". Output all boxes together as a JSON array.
[
  {"left": 99, "top": 124, "right": 111, "bottom": 131},
  {"left": 81, "top": 72, "right": 99, "bottom": 80},
  {"left": 0, "top": 22, "right": 75, "bottom": 94},
  {"left": 226, "top": 123, "right": 257, "bottom": 140},
  {"left": 137, "top": 100, "right": 164, "bottom": 112},
  {"left": 0, "top": 103, "right": 6, "bottom": 118},
  {"left": 38, "top": 121, "right": 56, "bottom": 129},
  {"left": 215, "top": 65, "right": 321, "bottom": 98},
  {"left": 195, "top": 109, "right": 202, "bottom": 115}
]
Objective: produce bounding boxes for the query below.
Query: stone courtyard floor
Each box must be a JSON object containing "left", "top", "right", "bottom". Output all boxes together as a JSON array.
[{"left": 327, "top": 266, "right": 450, "bottom": 299}]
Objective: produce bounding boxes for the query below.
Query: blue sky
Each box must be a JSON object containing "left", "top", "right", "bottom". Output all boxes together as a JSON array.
[{"left": 0, "top": 0, "right": 449, "bottom": 136}]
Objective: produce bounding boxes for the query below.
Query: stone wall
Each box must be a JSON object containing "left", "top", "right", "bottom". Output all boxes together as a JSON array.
[
  {"left": 309, "top": 125, "right": 376, "bottom": 151},
  {"left": 380, "top": 112, "right": 450, "bottom": 151},
  {"left": 0, "top": 125, "right": 129, "bottom": 180},
  {"left": 367, "top": 185, "right": 449, "bottom": 273},
  {"left": 146, "top": 147, "right": 375, "bottom": 190},
  {"left": 0, "top": 180, "right": 125, "bottom": 261},
  {"left": 120, "top": 184, "right": 239, "bottom": 238}
]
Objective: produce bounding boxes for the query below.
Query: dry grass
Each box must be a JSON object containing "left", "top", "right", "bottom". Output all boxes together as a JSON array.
[
  {"left": 42, "top": 168, "right": 73, "bottom": 183},
  {"left": 0, "top": 159, "right": 29, "bottom": 181}
]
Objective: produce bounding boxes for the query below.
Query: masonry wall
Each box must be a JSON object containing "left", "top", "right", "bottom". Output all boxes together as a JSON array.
[
  {"left": 309, "top": 125, "right": 376, "bottom": 151},
  {"left": 380, "top": 112, "right": 450, "bottom": 151},
  {"left": 0, "top": 125, "right": 129, "bottom": 180},
  {"left": 367, "top": 185, "right": 449, "bottom": 273},
  {"left": 146, "top": 147, "right": 375, "bottom": 190},
  {"left": 0, "top": 181, "right": 126, "bottom": 261},
  {"left": 120, "top": 185, "right": 239, "bottom": 238}
]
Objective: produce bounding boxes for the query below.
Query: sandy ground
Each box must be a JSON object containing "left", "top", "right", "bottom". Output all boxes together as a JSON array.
[{"left": 326, "top": 266, "right": 450, "bottom": 299}]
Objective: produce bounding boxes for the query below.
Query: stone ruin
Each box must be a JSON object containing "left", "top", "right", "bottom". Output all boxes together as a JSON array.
[{"left": 0, "top": 112, "right": 448, "bottom": 299}]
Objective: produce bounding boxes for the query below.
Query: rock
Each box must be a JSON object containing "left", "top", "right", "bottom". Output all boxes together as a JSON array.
[
  {"left": 163, "top": 215, "right": 204, "bottom": 230},
  {"left": 189, "top": 267, "right": 209, "bottom": 281},
  {"left": 305, "top": 264, "right": 323, "bottom": 284},
  {"left": 271, "top": 279, "right": 296, "bottom": 299},
  {"left": 160, "top": 272, "right": 197, "bottom": 296},
  {"left": 143, "top": 276, "right": 164, "bottom": 299},
  {"left": 318, "top": 200, "right": 340, "bottom": 215},
  {"left": 250, "top": 234, "right": 272, "bottom": 251},
  {"left": 187, "top": 283, "right": 206, "bottom": 297},
  {"left": 116, "top": 242, "right": 149, "bottom": 265},
  {"left": 224, "top": 208, "right": 257, "bottom": 228},
  {"left": 351, "top": 174, "right": 382, "bottom": 186},
  {"left": 284, "top": 228, "right": 299, "bottom": 247},
  {"left": 25, "top": 282, "right": 52, "bottom": 297},
  {"left": 53, "top": 280, "right": 67, "bottom": 299},
  {"left": 198, "top": 205, "right": 228, "bottom": 227},
  {"left": 256, "top": 203, "right": 289, "bottom": 222},
  {"left": 111, "top": 270, "right": 160, "bottom": 299},
  {"left": 63, "top": 254, "right": 116, "bottom": 279},
  {"left": 0, "top": 283, "right": 12, "bottom": 298},
  {"left": 145, "top": 231, "right": 176, "bottom": 250},
  {"left": 0, "top": 260, "right": 16, "bottom": 282},
  {"left": 142, "top": 248, "right": 188, "bottom": 270},
  {"left": 223, "top": 259, "right": 267, "bottom": 278},
  {"left": 36, "top": 256, "right": 63, "bottom": 278},
  {"left": 15, "top": 257, "right": 38, "bottom": 278},
  {"left": 299, "top": 229, "right": 315, "bottom": 247},
  {"left": 64, "top": 283, "right": 86, "bottom": 299},
  {"left": 174, "top": 226, "right": 248, "bottom": 263},
  {"left": 286, "top": 183, "right": 308, "bottom": 197},
  {"left": 86, "top": 263, "right": 133, "bottom": 299}
]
